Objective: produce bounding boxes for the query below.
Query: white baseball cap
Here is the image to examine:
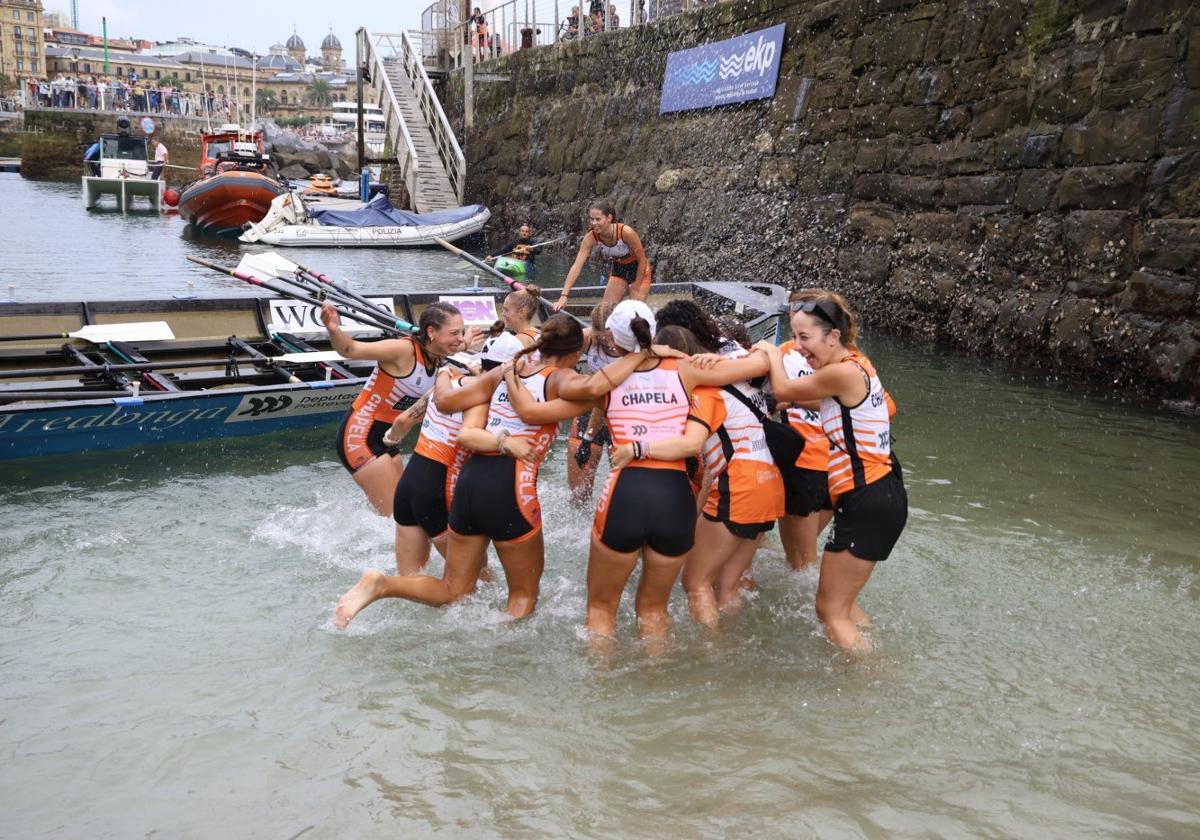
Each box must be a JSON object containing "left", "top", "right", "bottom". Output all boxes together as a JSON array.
[
  {"left": 605, "top": 300, "right": 656, "bottom": 352},
  {"left": 480, "top": 331, "right": 525, "bottom": 365}
]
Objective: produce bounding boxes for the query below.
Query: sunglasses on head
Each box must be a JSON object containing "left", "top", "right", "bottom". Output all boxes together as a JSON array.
[{"left": 789, "top": 299, "right": 842, "bottom": 330}]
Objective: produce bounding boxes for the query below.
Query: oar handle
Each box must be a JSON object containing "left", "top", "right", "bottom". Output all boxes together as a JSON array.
[
  {"left": 187, "top": 256, "right": 407, "bottom": 336},
  {"left": 0, "top": 331, "right": 69, "bottom": 342},
  {"left": 291, "top": 264, "right": 418, "bottom": 334}
]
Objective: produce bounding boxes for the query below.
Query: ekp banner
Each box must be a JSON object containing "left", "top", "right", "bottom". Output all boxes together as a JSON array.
[{"left": 659, "top": 23, "right": 786, "bottom": 115}]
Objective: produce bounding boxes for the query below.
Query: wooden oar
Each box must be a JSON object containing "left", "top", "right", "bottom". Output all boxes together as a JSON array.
[
  {"left": 0, "top": 321, "right": 175, "bottom": 344},
  {"left": 434, "top": 240, "right": 583, "bottom": 328},
  {"left": 187, "top": 256, "right": 413, "bottom": 336}
]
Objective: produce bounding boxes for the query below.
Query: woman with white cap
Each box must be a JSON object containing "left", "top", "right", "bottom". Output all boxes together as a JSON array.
[
  {"left": 334, "top": 330, "right": 525, "bottom": 629},
  {"left": 584, "top": 300, "right": 772, "bottom": 645}
]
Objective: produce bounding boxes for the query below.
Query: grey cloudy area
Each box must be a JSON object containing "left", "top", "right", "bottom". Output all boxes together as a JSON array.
[{"left": 59, "top": 0, "right": 422, "bottom": 56}]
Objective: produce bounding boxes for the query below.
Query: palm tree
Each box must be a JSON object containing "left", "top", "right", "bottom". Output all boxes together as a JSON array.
[
  {"left": 306, "top": 79, "right": 332, "bottom": 108},
  {"left": 256, "top": 88, "right": 279, "bottom": 112}
]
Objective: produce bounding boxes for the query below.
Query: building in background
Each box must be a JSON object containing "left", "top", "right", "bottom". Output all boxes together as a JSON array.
[{"left": 0, "top": 0, "right": 45, "bottom": 82}]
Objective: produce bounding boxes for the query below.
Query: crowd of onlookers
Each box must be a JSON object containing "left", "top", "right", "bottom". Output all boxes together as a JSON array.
[
  {"left": 561, "top": 1, "right": 628, "bottom": 40},
  {"left": 20, "top": 72, "right": 245, "bottom": 119}
]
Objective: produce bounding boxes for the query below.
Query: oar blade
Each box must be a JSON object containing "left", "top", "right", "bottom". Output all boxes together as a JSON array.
[
  {"left": 69, "top": 321, "right": 175, "bottom": 343},
  {"left": 274, "top": 350, "right": 348, "bottom": 364},
  {"left": 236, "top": 251, "right": 299, "bottom": 281}
]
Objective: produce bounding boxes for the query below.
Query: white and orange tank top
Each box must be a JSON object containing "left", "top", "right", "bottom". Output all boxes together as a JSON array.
[
  {"left": 485, "top": 364, "right": 560, "bottom": 464},
  {"left": 414, "top": 370, "right": 467, "bottom": 467},
  {"left": 593, "top": 223, "right": 635, "bottom": 264},
  {"left": 779, "top": 340, "right": 831, "bottom": 472},
  {"left": 350, "top": 337, "right": 437, "bottom": 425},
  {"left": 821, "top": 351, "right": 893, "bottom": 502},
  {"left": 691, "top": 384, "right": 784, "bottom": 524},
  {"left": 605, "top": 358, "right": 690, "bottom": 471}
]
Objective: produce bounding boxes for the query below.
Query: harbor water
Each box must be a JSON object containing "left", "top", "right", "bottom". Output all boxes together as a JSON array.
[{"left": 1, "top": 176, "right": 1199, "bottom": 837}]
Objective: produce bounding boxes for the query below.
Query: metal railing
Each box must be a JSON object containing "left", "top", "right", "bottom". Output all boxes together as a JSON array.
[
  {"left": 359, "top": 28, "right": 420, "bottom": 208},
  {"left": 416, "top": 0, "right": 713, "bottom": 68},
  {"left": 399, "top": 29, "right": 466, "bottom": 204}
]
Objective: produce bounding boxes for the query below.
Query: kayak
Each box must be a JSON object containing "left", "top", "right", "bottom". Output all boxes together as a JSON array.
[{"left": 493, "top": 256, "right": 527, "bottom": 276}]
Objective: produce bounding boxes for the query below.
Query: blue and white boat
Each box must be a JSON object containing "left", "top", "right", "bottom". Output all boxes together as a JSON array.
[
  {"left": 0, "top": 281, "right": 787, "bottom": 461},
  {"left": 240, "top": 189, "right": 490, "bottom": 247}
]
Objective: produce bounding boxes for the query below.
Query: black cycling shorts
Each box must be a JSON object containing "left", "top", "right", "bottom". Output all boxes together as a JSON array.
[
  {"left": 702, "top": 511, "right": 775, "bottom": 540},
  {"left": 824, "top": 470, "right": 908, "bottom": 563},
  {"left": 781, "top": 464, "right": 832, "bottom": 517},
  {"left": 448, "top": 454, "right": 541, "bottom": 544},
  {"left": 335, "top": 410, "right": 400, "bottom": 474},
  {"left": 593, "top": 466, "right": 695, "bottom": 557},
  {"left": 610, "top": 258, "right": 639, "bottom": 284},
  {"left": 392, "top": 452, "right": 450, "bottom": 537}
]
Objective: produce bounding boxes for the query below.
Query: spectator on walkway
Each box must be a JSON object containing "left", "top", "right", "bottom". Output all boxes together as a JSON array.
[
  {"left": 607, "top": 3, "right": 620, "bottom": 28},
  {"left": 564, "top": 6, "right": 580, "bottom": 40},
  {"left": 151, "top": 139, "right": 168, "bottom": 180}
]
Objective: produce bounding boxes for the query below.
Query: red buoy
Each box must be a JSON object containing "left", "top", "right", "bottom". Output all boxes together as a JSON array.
[{"left": 163, "top": 187, "right": 181, "bottom": 207}]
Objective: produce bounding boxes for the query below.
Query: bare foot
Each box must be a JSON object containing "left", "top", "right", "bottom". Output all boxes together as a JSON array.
[
  {"left": 334, "top": 569, "right": 385, "bottom": 630},
  {"left": 850, "top": 601, "right": 872, "bottom": 629}
]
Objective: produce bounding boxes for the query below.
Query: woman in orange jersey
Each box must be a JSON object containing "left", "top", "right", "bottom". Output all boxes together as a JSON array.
[
  {"left": 334, "top": 331, "right": 524, "bottom": 629},
  {"left": 333, "top": 316, "right": 657, "bottom": 626},
  {"left": 552, "top": 199, "right": 651, "bottom": 312},
  {"left": 754, "top": 293, "right": 907, "bottom": 654},
  {"left": 500, "top": 283, "right": 543, "bottom": 348},
  {"left": 321, "top": 302, "right": 466, "bottom": 518},
  {"left": 585, "top": 302, "right": 776, "bottom": 645},
  {"left": 567, "top": 301, "right": 620, "bottom": 505},
  {"left": 775, "top": 290, "right": 836, "bottom": 570}
]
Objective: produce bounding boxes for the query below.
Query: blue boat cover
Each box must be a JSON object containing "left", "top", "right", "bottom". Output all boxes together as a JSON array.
[{"left": 310, "top": 195, "right": 486, "bottom": 228}]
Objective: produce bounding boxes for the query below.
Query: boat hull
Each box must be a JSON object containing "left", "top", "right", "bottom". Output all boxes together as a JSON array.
[
  {"left": 179, "top": 171, "right": 287, "bottom": 234},
  {"left": 82, "top": 176, "right": 164, "bottom": 212},
  {"left": 243, "top": 206, "right": 491, "bottom": 248},
  {"left": 0, "top": 380, "right": 362, "bottom": 460}
]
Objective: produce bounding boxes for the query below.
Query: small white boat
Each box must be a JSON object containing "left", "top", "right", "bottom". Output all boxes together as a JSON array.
[
  {"left": 240, "top": 188, "right": 490, "bottom": 248},
  {"left": 82, "top": 132, "right": 164, "bottom": 213}
]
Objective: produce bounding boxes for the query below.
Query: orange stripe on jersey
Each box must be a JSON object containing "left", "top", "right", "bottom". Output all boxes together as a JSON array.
[
  {"left": 350, "top": 337, "right": 437, "bottom": 426},
  {"left": 821, "top": 350, "right": 893, "bottom": 502},
  {"left": 415, "top": 370, "right": 466, "bottom": 467},
  {"left": 779, "top": 340, "right": 830, "bottom": 471}
]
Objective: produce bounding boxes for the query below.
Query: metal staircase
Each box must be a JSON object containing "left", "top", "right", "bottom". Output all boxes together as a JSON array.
[{"left": 359, "top": 29, "right": 465, "bottom": 213}]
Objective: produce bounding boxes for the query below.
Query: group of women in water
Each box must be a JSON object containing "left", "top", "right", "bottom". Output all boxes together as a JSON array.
[{"left": 322, "top": 201, "right": 907, "bottom": 654}]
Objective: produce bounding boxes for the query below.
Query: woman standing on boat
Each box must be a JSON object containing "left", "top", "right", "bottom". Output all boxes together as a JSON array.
[
  {"left": 552, "top": 199, "right": 652, "bottom": 313},
  {"left": 754, "top": 293, "right": 907, "bottom": 654},
  {"left": 321, "top": 302, "right": 467, "bottom": 518}
]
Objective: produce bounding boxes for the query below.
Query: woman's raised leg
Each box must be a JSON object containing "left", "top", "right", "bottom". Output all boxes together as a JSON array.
[
  {"left": 333, "top": 531, "right": 489, "bottom": 629},
  {"left": 814, "top": 549, "right": 876, "bottom": 653}
]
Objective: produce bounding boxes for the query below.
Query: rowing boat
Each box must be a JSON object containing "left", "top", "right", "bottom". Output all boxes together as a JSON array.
[{"left": 0, "top": 281, "right": 787, "bottom": 460}]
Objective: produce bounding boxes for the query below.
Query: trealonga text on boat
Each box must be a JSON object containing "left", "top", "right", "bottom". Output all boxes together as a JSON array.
[{"left": 0, "top": 267, "right": 786, "bottom": 460}]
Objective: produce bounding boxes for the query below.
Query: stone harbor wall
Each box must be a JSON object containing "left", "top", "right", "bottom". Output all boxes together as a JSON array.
[
  {"left": 20, "top": 108, "right": 205, "bottom": 183},
  {"left": 442, "top": 0, "right": 1200, "bottom": 405}
]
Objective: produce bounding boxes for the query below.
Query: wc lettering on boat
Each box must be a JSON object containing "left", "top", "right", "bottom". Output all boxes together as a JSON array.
[{"left": 267, "top": 297, "right": 396, "bottom": 335}]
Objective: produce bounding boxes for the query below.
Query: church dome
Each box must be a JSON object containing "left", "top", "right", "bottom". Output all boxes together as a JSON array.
[
  {"left": 285, "top": 33, "right": 305, "bottom": 50},
  {"left": 322, "top": 33, "right": 341, "bottom": 50}
]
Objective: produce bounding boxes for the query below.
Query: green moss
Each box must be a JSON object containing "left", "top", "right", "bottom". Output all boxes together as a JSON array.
[{"left": 1027, "top": 0, "right": 1081, "bottom": 53}]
